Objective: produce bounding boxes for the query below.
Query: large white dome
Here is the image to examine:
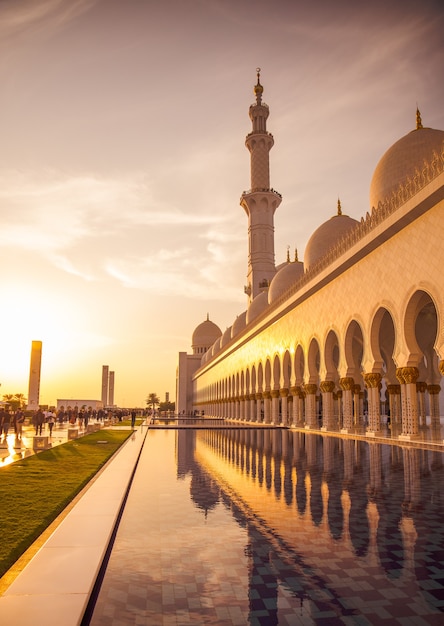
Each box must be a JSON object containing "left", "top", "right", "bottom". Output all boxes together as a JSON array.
[{"left": 370, "top": 121, "right": 444, "bottom": 210}]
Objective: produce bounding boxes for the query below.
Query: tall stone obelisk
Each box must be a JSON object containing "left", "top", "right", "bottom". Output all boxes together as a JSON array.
[
  {"left": 101, "top": 365, "right": 109, "bottom": 407},
  {"left": 108, "top": 371, "right": 115, "bottom": 407},
  {"left": 27, "top": 340, "right": 42, "bottom": 410}
]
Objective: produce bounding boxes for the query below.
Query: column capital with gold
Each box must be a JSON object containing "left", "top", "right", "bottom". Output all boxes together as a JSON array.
[
  {"left": 396, "top": 368, "right": 405, "bottom": 384},
  {"left": 387, "top": 384, "right": 401, "bottom": 395},
  {"left": 402, "top": 366, "right": 419, "bottom": 384},
  {"left": 427, "top": 384, "right": 441, "bottom": 395},
  {"left": 363, "top": 372, "right": 382, "bottom": 388},
  {"left": 320, "top": 380, "right": 335, "bottom": 393},
  {"left": 339, "top": 377, "right": 354, "bottom": 391},
  {"left": 304, "top": 384, "right": 317, "bottom": 395}
]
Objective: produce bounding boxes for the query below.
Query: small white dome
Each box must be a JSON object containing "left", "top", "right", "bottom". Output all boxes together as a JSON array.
[
  {"left": 191, "top": 317, "right": 222, "bottom": 355},
  {"left": 268, "top": 261, "right": 304, "bottom": 304},
  {"left": 246, "top": 291, "right": 268, "bottom": 325},
  {"left": 231, "top": 311, "right": 247, "bottom": 338},
  {"left": 201, "top": 351, "right": 209, "bottom": 364},
  {"left": 211, "top": 336, "right": 222, "bottom": 356},
  {"left": 221, "top": 326, "right": 232, "bottom": 347}
]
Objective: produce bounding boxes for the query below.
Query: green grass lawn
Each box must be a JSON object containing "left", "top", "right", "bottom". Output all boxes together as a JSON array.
[{"left": 0, "top": 429, "right": 132, "bottom": 579}]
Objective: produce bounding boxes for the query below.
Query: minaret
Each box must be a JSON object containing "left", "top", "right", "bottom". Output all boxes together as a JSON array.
[{"left": 240, "top": 68, "right": 282, "bottom": 305}]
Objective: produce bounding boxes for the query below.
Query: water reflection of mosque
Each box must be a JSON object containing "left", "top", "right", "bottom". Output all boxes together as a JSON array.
[{"left": 177, "top": 429, "right": 444, "bottom": 622}]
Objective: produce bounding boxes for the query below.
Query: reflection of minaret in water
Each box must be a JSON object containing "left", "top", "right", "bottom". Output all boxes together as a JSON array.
[{"left": 241, "top": 69, "right": 282, "bottom": 304}]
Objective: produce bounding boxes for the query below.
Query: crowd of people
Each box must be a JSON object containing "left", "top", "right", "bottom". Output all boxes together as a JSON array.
[
  {"left": 0, "top": 407, "right": 26, "bottom": 440},
  {"left": 0, "top": 406, "right": 137, "bottom": 441}
]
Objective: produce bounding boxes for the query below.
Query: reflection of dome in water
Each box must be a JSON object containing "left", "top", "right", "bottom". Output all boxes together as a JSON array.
[
  {"left": 190, "top": 467, "right": 220, "bottom": 516},
  {"left": 191, "top": 316, "right": 222, "bottom": 355},
  {"left": 268, "top": 259, "right": 304, "bottom": 304},
  {"left": 370, "top": 112, "right": 444, "bottom": 209},
  {"left": 246, "top": 291, "right": 268, "bottom": 324},
  {"left": 304, "top": 201, "right": 358, "bottom": 271}
]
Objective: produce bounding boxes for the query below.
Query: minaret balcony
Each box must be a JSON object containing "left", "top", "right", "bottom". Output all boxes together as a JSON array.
[
  {"left": 241, "top": 187, "right": 282, "bottom": 199},
  {"left": 246, "top": 130, "right": 274, "bottom": 139}
]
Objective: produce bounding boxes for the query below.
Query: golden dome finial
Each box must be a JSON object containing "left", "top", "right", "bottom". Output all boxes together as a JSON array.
[
  {"left": 294, "top": 248, "right": 298, "bottom": 262},
  {"left": 286, "top": 245, "right": 290, "bottom": 263},
  {"left": 337, "top": 198, "right": 342, "bottom": 216},
  {"left": 254, "top": 67, "right": 263, "bottom": 104},
  {"left": 416, "top": 106, "right": 423, "bottom": 130}
]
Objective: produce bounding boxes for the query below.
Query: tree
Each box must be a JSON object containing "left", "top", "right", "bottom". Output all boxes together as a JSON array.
[
  {"left": 2, "top": 393, "right": 27, "bottom": 411},
  {"left": 14, "top": 393, "right": 26, "bottom": 409},
  {"left": 159, "top": 400, "right": 175, "bottom": 413},
  {"left": 146, "top": 393, "right": 160, "bottom": 413}
]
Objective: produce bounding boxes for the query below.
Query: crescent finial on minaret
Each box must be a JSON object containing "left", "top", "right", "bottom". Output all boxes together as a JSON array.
[
  {"left": 416, "top": 106, "right": 423, "bottom": 130},
  {"left": 254, "top": 67, "right": 263, "bottom": 104},
  {"left": 294, "top": 248, "right": 299, "bottom": 262},
  {"left": 337, "top": 198, "right": 342, "bottom": 216}
]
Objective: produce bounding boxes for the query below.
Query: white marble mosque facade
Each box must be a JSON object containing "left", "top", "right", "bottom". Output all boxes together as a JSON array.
[{"left": 176, "top": 72, "right": 444, "bottom": 441}]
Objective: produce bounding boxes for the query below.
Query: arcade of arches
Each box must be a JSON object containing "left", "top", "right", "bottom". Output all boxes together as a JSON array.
[
  {"left": 191, "top": 186, "right": 444, "bottom": 441},
  {"left": 193, "top": 290, "right": 443, "bottom": 441}
]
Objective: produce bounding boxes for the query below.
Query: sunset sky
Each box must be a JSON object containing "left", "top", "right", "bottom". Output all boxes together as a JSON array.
[{"left": 1, "top": 0, "right": 443, "bottom": 408}]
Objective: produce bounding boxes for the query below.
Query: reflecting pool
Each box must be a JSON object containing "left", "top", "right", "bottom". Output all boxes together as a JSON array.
[{"left": 88, "top": 428, "right": 444, "bottom": 625}]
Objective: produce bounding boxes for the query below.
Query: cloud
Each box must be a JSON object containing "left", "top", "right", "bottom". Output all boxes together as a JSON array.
[
  {"left": 0, "top": 169, "right": 226, "bottom": 251},
  {"left": 0, "top": 0, "right": 96, "bottom": 39},
  {"left": 0, "top": 168, "right": 244, "bottom": 299},
  {"left": 104, "top": 247, "right": 243, "bottom": 302}
]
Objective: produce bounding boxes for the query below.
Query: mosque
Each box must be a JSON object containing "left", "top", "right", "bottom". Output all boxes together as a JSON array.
[{"left": 176, "top": 70, "right": 444, "bottom": 440}]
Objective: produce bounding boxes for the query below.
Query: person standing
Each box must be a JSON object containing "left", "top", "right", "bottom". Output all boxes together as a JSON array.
[
  {"left": 131, "top": 409, "right": 136, "bottom": 429},
  {"left": 47, "top": 411, "right": 55, "bottom": 436},
  {"left": 0, "top": 407, "right": 6, "bottom": 440},
  {"left": 33, "top": 409, "right": 44, "bottom": 436},
  {"left": 2, "top": 409, "right": 10, "bottom": 439},
  {"left": 15, "top": 409, "right": 25, "bottom": 439}
]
